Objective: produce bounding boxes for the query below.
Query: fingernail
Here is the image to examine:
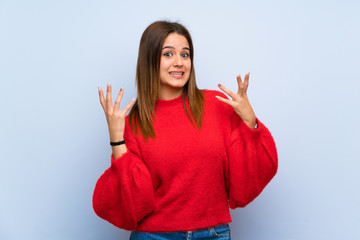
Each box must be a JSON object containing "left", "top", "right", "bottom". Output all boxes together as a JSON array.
[
  {"left": 107, "top": 83, "right": 110, "bottom": 87},
  {"left": 218, "top": 83, "right": 222, "bottom": 87}
]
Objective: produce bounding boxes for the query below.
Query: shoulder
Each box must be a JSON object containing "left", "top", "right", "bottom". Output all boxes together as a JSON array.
[
  {"left": 201, "top": 89, "right": 230, "bottom": 107},
  {"left": 201, "top": 89, "right": 228, "bottom": 100},
  {"left": 201, "top": 89, "right": 234, "bottom": 117},
  {"left": 124, "top": 115, "right": 138, "bottom": 140}
]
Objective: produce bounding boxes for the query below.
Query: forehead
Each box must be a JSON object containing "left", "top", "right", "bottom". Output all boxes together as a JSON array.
[{"left": 163, "top": 33, "right": 189, "bottom": 49}]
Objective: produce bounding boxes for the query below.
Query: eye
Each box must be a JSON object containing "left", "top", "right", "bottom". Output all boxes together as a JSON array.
[
  {"left": 163, "top": 52, "right": 173, "bottom": 57},
  {"left": 182, "top": 53, "right": 190, "bottom": 58}
]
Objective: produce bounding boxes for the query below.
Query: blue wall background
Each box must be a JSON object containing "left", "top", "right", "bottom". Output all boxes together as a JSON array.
[{"left": 1, "top": 0, "right": 359, "bottom": 239}]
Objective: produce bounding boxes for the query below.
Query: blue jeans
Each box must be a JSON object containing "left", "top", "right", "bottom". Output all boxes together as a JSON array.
[{"left": 129, "top": 223, "right": 231, "bottom": 240}]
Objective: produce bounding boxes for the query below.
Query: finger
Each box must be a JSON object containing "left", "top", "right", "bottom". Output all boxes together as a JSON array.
[
  {"left": 217, "top": 83, "right": 238, "bottom": 100},
  {"left": 106, "top": 83, "right": 113, "bottom": 109},
  {"left": 237, "top": 74, "right": 245, "bottom": 93},
  {"left": 215, "top": 95, "right": 235, "bottom": 107},
  {"left": 122, "top": 98, "right": 136, "bottom": 114},
  {"left": 236, "top": 74, "right": 243, "bottom": 86},
  {"left": 114, "top": 87, "right": 124, "bottom": 110},
  {"left": 98, "top": 87, "right": 106, "bottom": 111},
  {"left": 244, "top": 72, "right": 250, "bottom": 91}
]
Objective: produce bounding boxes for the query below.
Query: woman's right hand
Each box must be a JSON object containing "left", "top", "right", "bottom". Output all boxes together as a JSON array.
[{"left": 98, "top": 84, "right": 135, "bottom": 142}]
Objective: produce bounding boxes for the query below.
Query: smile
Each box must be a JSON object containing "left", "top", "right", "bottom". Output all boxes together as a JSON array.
[{"left": 169, "top": 72, "right": 184, "bottom": 76}]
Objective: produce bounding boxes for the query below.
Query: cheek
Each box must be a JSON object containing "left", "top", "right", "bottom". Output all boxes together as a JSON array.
[
  {"left": 186, "top": 62, "right": 191, "bottom": 72},
  {"left": 159, "top": 58, "right": 167, "bottom": 70},
  {"left": 159, "top": 61, "right": 170, "bottom": 81}
]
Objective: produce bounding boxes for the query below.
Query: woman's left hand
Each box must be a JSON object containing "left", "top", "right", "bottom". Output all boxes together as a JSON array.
[{"left": 216, "top": 72, "right": 257, "bottom": 129}]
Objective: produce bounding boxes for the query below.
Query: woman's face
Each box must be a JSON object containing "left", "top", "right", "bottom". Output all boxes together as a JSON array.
[{"left": 159, "top": 33, "right": 191, "bottom": 100}]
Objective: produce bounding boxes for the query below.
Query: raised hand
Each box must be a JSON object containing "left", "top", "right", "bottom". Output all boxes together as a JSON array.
[
  {"left": 216, "top": 73, "right": 257, "bottom": 129},
  {"left": 98, "top": 84, "right": 135, "bottom": 143}
]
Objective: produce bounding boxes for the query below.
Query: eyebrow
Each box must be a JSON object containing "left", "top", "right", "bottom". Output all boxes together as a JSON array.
[{"left": 162, "top": 46, "right": 190, "bottom": 51}]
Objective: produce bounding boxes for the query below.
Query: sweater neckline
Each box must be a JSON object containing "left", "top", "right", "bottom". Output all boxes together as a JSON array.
[{"left": 156, "top": 95, "right": 184, "bottom": 108}]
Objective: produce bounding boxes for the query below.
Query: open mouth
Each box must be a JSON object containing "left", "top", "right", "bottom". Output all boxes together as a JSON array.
[{"left": 169, "top": 72, "right": 184, "bottom": 76}]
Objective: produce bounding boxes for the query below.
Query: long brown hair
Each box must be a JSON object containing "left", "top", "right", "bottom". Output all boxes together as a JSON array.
[{"left": 129, "top": 21, "right": 204, "bottom": 140}]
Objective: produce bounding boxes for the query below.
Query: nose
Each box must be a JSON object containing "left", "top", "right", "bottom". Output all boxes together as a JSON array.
[{"left": 173, "top": 54, "right": 183, "bottom": 67}]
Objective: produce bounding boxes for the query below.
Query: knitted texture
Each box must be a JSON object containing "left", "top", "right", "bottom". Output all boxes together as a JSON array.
[{"left": 92, "top": 90, "right": 278, "bottom": 232}]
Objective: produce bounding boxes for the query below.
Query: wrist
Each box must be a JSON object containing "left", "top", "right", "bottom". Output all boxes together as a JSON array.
[
  {"left": 243, "top": 119, "right": 257, "bottom": 129},
  {"left": 110, "top": 138, "right": 124, "bottom": 143},
  {"left": 109, "top": 134, "right": 124, "bottom": 142},
  {"left": 110, "top": 140, "right": 126, "bottom": 146}
]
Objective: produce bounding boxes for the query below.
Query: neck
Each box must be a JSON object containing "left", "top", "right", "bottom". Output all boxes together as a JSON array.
[{"left": 159, "top": 87, "right": 184, "bottom": 100}]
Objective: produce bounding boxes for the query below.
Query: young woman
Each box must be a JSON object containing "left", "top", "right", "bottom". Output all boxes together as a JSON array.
[{"left": 93, "top": 21, "right": 278, "bottom": 240}]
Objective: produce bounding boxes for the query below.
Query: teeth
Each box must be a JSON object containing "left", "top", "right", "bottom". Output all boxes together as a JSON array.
[{"left": 170, "top": 72, "right": 183, "bottom": 75}]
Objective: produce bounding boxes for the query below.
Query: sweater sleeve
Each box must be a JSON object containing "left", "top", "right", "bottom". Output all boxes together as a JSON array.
[
  {"left": 226, "top": 112, "right": 278, "bottom": 209},
  {"left": 92, "top": 121, "right": 156, "bottom": 230}
]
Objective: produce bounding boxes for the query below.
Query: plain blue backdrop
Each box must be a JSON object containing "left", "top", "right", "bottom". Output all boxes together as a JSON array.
[{"left": 1, "top": 0, "right": 359, "bottom": 239}]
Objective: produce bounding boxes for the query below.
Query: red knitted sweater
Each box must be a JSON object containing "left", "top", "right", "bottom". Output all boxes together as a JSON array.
[{"left": 92, "top": 90, "right": 278, "bottom": 232}]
